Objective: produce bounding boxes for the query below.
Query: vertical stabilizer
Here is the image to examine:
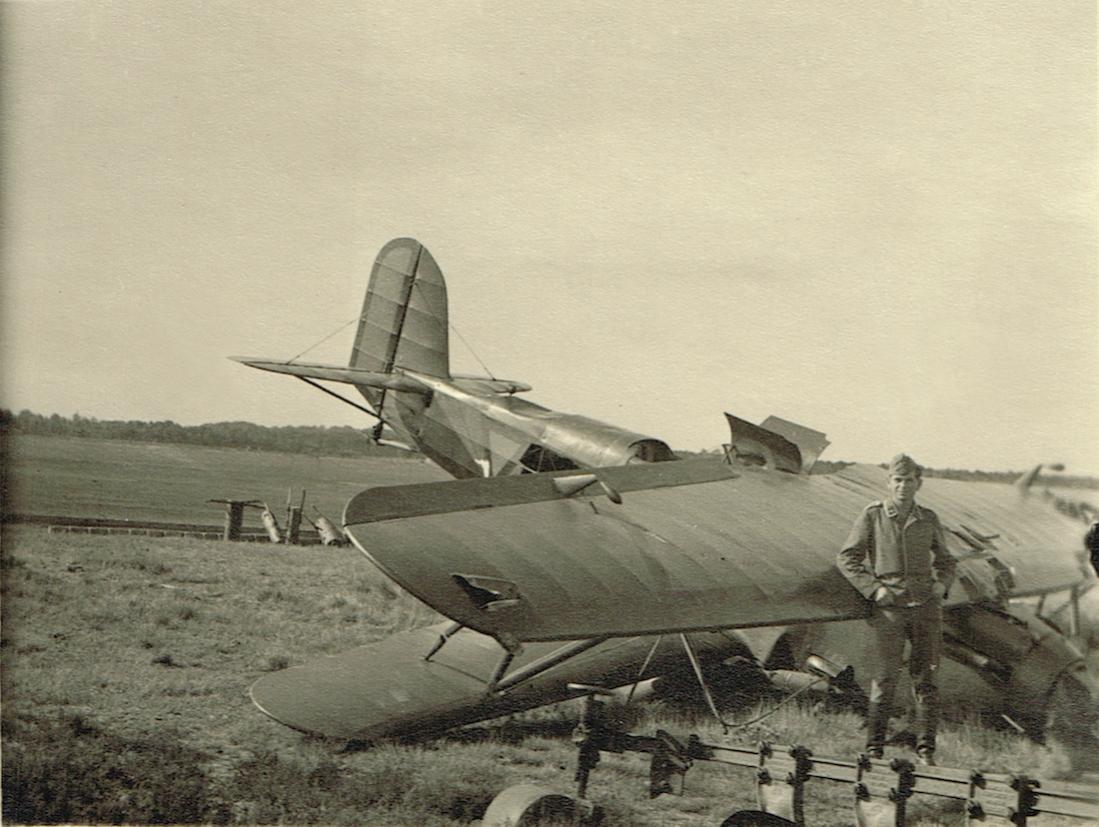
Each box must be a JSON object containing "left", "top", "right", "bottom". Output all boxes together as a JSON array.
[{"left": 351, "top": 238, "right": 449, "bottom": 380}]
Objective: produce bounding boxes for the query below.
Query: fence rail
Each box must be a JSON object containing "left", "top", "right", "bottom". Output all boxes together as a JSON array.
[
  {"left": 2, "top": 513, "right": 323, "bottom": 544},
  {"left": 500, "top": 694, "right": 1099, "bottom": 827}
]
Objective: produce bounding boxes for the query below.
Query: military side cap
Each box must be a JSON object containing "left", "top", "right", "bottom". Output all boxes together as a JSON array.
[{"left": 888, "top": 453, "right": 922, "bottom": 477}]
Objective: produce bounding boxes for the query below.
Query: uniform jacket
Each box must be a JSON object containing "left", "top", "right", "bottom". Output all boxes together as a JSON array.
[{"left": 836, "top": 499, "right": 956, "bottom": 605}]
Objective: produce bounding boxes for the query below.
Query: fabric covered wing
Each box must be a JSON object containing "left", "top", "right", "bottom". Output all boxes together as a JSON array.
[
  {"left": 344, "top": 461, "right": 1090, "bottom": 644},
  {"left": 344, "top": 462, "right": 874, "bottom": 642},
  {"left": 250, "top": 622, "right": 755, "bottom": 741}
]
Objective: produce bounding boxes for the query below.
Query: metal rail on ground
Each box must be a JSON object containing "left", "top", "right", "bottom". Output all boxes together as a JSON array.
[{"left": 483, "top": 694, "right": 1099, "bottom": 826}]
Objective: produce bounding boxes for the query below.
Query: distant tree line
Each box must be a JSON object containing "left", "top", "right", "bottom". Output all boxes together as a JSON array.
[
  {"left": 0, "top": 409, "right": 413, "bottom": 459},
  {"left": 911, "top": 465, "right": 1097, "bottom": 489},
  {"left": 2, "top": 409, "right": 1095, "bottom": 488},
  {"left": 819, "top": 459, "right": 1098, "bottom": 489},
  {"left": 676, "top": 447, "right": 1097, "bottom": 488}
]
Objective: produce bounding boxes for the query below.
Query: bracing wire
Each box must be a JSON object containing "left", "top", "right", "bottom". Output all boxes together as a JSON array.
[
  {"left": 408, "top": 276, "right": 498, "bottom": 380},
  {"left": 283, "top": 248, "right": 500, "bottom": 382},
  {"left": 682, "top": 630, "right": 828, "bottom": 733},
  {"left": 448, "top": 316, "right": 497, "bottom": 380},
  {"left": 284, "top": 314, "right": 363, "bottom": 365},
  {"left": 720, "top": 676, "right": 825, "bottom": 730}
]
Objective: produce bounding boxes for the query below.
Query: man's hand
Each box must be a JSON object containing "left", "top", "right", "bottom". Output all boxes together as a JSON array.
[
  {"left": 932, "top": 581, "right": 949, "bottom": 601},
  {"left": 873, "top": 586, "right": 895, "bottom": 607}
]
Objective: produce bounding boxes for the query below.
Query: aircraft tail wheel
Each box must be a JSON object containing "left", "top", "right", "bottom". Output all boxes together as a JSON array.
[
  {"left": 719, "top": 810, "right": 798, "bottom": 827},
  {"left": 481, "top": 783, "right": 601, "bottom": 826}
]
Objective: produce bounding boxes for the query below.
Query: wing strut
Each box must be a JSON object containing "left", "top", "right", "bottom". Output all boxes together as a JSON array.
[
  {"left": 490, "top": 637, "right": 610, "bottom": 695},
  {"left": 487, "top": 649, "right": 517, "bottom": 692},
  {"left": 295, "top": 377, "right": 384, "bottom": 422},
  {"left": 624, "top": 635, "right": 664, "bottom": 705},
  {"left": 677, "top": 634, "right": 839, "bottom": 735},
  {"left": 679, "top": 633, "right": 732, "bottom": 734},
  {"left": 423, "top": 621, "right": 464, "bottom": 662}
]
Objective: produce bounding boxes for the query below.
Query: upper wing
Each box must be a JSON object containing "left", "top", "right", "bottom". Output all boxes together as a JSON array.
[{"left": 344, "top": 460, "right": 1089, "bottom": 644}]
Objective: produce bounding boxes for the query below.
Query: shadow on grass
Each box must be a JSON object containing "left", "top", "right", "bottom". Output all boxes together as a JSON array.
[
  {"left": 443, "top": 716, "right": 581, "bottom": 745},
  {"left": 338, "top": 700, "right": 650, "bottom": 752}
]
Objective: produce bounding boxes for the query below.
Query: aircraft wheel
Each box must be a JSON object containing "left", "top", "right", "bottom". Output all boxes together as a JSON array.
[
  {"left": 719, "top": 810, "right": 797, "bottom": 827},
  {"left": 481, "top": 783, "right": 600, "bottom": 826}
]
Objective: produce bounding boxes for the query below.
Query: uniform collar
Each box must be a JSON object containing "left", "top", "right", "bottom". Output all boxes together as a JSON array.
[{"left": 884, "top": 499, "right": 922, "bottom": 520}]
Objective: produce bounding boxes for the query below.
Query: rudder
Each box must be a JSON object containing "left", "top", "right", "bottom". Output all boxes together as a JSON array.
[{"left": 350, "top": 238, "right": 450, "bottom": 381}]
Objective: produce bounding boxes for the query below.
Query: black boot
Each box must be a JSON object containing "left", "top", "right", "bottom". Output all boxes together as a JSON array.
[
  {"left": 914, "top": 685, "right": 939, "bottom": 758},
  {"left": 865, "top": 702, "right": 888, "bottom": 758}
]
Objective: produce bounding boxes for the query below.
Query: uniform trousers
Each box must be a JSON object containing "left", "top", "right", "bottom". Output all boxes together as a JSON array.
[{"left": 865, "top": 599, "right": 942, "bottom": 753}]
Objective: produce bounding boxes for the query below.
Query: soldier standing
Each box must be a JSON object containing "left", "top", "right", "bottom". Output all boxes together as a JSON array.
[{"left": 836, "top": 454, "right": 956, "bottom": 765}]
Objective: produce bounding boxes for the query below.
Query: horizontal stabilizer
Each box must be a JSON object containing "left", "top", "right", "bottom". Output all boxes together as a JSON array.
[
  {"left": 230, "top": 357, "right": 428, "bottom": 392},
  {"left": 450, "top": 375, "right": 533, "bottom": 395},
  {"left": 233, "top": 358, "right": 532, "bottom": 399}
]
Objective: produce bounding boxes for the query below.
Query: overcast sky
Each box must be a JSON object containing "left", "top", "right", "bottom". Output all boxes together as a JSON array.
[{"left": 2, "top": 2, "right": 1095, "bottom": 473}]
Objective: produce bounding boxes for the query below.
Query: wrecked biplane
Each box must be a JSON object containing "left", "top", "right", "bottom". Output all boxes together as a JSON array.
[{"left": 236, "top": 238, "right": 1097, "bottom": 747}]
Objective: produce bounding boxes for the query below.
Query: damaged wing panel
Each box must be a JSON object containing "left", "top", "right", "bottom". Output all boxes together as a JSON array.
[
  {"left": 345, "top": 464, "right": 875, "bottom": 642},
  {"left": 346, "top": 460, "right": 1089, "bottom": 645}
]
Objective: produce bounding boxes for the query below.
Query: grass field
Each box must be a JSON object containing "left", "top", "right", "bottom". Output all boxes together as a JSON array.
[
  {"left": 2, "top": 436, "right": 1097, "bottom": 825},
  {"left": 3, "top": 434, "right": 448, "bottom": 525},
  {"left": 4, "top": 526, "right": 1094, "bottom": 827}
]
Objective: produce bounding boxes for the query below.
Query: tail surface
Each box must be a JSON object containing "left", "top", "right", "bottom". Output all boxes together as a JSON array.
[{"left": 350, "top": 238, "right": 450, "bottom": 383}]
